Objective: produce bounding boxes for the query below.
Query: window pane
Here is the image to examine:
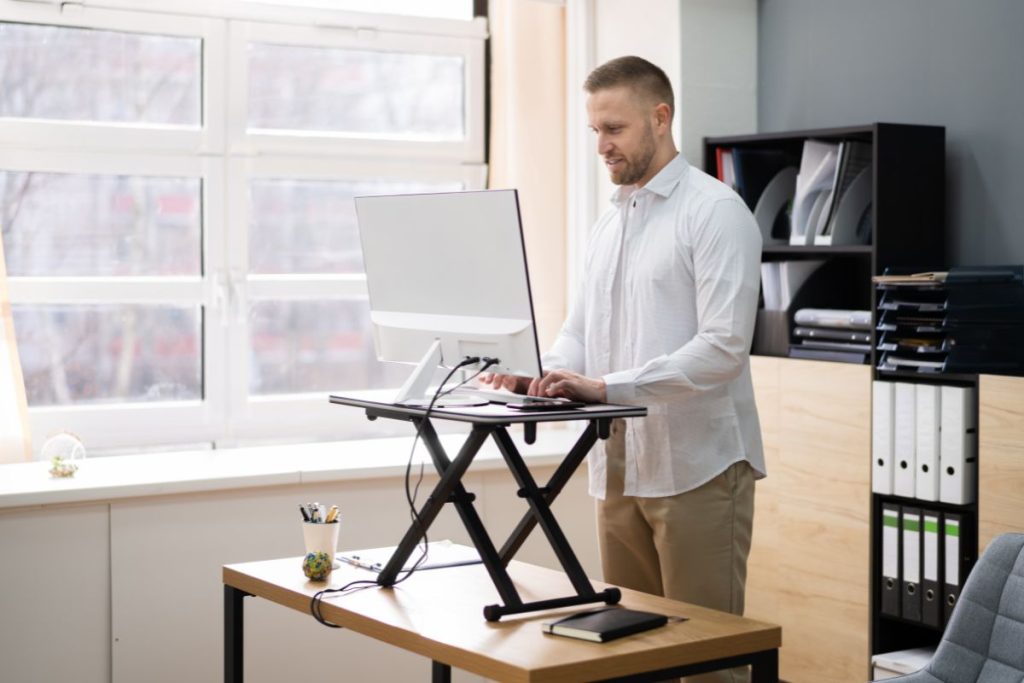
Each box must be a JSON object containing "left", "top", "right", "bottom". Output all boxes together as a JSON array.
[
  {"left": 249, "top": 179, "right": 462, "bottom": 274},
  {"left": 248, "top": 43, "right": 464, "bottom": 139},
  {"left": 0, "top": 22, "right": 201, "bottom": 126},
  {"left": 0, "top": 171, "right": 201, "bottom": 277},
  {"left": 241, "top": 0, "right": 473, "bottom": 20},
  {"left": 13, "top": 304, "right": 202, "bottom": 406},
  {"left": 249, "top": 299, "right": 407, "bottom": 394}
]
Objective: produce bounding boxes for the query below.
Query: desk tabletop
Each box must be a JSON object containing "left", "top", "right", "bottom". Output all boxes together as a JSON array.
[
  {"left": 329, "top": 390, "right": 647, "bottom": 425},
  {"left": 224, "top": 557, "right": 780, "bottom": 683}
]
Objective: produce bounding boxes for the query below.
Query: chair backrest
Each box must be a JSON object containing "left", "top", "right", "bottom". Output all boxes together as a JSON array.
[{"left": 924, "top": 532, "right": 1024, "bottom": 682}]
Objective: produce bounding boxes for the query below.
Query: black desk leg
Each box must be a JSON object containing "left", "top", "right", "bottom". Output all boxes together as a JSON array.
[
  {"left": 224, "top": 586, "right": 250, "bottom": 683},
  {"left": 431, "top": 660, "right": 452, "bottom": 683},
  {"left": 750, "top": 648, "right": 779, "bottom": 683}
]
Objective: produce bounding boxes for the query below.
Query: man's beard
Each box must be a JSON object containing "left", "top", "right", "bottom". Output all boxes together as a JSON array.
[{"left": 609, "top": 123, "right": 656, "bottom": 186}]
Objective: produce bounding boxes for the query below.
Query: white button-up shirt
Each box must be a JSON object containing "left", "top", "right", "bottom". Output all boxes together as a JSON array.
[{"left": 544, "top": 154, "right": 765, "bottom": 498}]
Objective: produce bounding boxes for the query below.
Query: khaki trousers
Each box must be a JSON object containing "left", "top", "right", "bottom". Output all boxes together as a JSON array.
[{"left": 597, "top": 420, "right": 755, "bottom": 683}]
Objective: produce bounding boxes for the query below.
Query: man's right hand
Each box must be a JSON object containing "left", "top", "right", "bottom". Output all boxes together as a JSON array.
[{"left": 478, "top": 372, "right": 537, "bottom": 396}]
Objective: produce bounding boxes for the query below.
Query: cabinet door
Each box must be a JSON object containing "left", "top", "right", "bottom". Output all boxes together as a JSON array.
[
  {"left": 747, "top": 357, "right": 871, "bottom": 682},
  {"left": 979, "top": 374, "right": 1024, "bottom": 551}
]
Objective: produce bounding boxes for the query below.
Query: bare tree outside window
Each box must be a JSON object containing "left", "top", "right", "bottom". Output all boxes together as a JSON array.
[
  {"left": 248, "top": 43, "right": 464, "bottom": 139},
  {"left": 0, "top": 22, "right": 201, "bottom": 125},
  {"left": 0, "top": 4, "right": 483, "bottom": 448}
]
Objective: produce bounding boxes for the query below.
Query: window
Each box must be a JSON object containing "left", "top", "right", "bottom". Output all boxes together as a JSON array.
[{"left": 0, "top": 1, "right": 487, "bottom": 452}]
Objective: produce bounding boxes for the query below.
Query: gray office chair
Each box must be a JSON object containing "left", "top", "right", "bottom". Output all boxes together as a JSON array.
[{"left": 889, "top": 532, "right": 1024, "bottom": 682}]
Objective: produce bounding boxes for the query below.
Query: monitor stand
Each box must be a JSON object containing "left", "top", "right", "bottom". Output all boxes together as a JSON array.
[{"left": 394, "top": 339, "right": 489, "bottom": 408}]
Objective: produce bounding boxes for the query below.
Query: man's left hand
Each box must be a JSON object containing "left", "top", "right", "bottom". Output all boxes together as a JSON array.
[{"left": 532, "top": 369, "right": 607, "bottom": 403}]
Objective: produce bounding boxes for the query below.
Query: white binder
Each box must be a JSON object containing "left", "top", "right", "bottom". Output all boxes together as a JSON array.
[
  {"left": 939, "top": 386, "right": 977, "bottom": 504},
  {"left": 893, "top": 382, "right": 917, "bottom": 498},
  {"left": 872, "top": 381, "right": 895, "bottom": 494},
  {"left": 915, "top": 384, "right": 941, "bottom": 501}
]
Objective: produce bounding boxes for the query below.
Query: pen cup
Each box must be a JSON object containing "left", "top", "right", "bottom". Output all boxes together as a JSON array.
[{"left": 302, "top": 521, "right": 341, "bottom": 570}]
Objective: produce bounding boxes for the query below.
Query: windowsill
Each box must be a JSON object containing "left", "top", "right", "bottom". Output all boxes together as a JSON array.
[{"left": 0, "top": 425, "right": 587, "bottom": 510}]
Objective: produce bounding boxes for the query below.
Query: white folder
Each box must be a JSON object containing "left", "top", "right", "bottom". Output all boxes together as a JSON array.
[
  {"left": 893, "top": 383, "right": 917, "bottom": 498},
  {"left": 872, "top": 381, "right": 895, "bottom": 494},
  {"left": 915, "top": 384, "right": 941, "bottom": 501},
  {"left": 939, "top": 386, "right": 977, "bottom": 504}
]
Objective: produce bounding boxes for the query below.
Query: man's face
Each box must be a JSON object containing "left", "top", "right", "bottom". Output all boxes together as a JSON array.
[{"left": 586, "top": 86, "right": 658, "bottom": 187}]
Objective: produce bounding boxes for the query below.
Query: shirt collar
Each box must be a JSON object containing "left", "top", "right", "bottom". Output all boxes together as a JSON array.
[{"left": 610, "top": 153, "right": 689, "bottom": 207}]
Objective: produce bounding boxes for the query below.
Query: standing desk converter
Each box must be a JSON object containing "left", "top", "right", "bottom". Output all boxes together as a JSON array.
[{"left": 328, "top": 392, "right": 646, "bottom": 621}]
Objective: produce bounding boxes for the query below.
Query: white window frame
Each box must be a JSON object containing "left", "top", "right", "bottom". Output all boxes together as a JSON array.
[
  {"left": 226, "top": 18, "right": 486, "bottom": 162},
  {"left": 0, "top": 1, "right": 226, "bottom": 155},
  {"left": 1, "top": 0, "right": 488, "bottom": 454},
  {"left": 2, "top": 148, "right": 227, "bottom": 451}
]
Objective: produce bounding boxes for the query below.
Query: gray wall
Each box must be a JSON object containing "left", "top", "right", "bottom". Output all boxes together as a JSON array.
[{"left": 758, "top": 0, "right": 1024, "bottom": 266}]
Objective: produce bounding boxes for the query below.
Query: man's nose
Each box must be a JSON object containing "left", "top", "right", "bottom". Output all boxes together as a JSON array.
[{"left": 597, "top": 135, "right": 613, "bottom": 156}]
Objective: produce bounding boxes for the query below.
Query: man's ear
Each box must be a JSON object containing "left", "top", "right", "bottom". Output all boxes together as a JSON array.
[{"left": 653, "top": 102, "right": 672, "bottom": 133}]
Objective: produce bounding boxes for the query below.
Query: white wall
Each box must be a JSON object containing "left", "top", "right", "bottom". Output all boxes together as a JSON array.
[
  {"left": 567, "top": 0, "right": 757, "bottom": 290},
  {"left": 0, "top": 466, "right": 598, "bottom": 682}
]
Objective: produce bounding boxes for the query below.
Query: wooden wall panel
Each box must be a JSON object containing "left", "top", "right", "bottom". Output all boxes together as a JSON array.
[
  {"left": 746, "top": 356, "right": 782, "bottom": 624},
  {"left": 979, "top": 374, "right": 1024, "bottom": 551},
  {"left": 748, "top": 358, "right": 871, "bottom": 683}
]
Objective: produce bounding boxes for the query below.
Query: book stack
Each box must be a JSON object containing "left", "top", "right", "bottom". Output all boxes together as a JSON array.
[
  {"left": 789, "top": 307, "right": 873, "bottom": 364},
  {"left": 874, "top": 266, "right": 1024, "bottom": 375}
]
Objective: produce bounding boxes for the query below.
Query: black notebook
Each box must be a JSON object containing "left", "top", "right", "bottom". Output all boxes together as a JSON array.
[{"left": 541, "top": 607, "right": 669, "bottom": 643}]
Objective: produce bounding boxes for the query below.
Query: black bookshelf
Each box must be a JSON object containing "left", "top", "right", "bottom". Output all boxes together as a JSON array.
[
  {"left": 703, "top": 122, "right": 946, "bottom": 368},
  {"left": 706, "top": 124, "right": 955, "bottom": 671}
]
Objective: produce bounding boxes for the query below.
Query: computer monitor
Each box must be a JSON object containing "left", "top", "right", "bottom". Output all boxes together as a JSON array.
[{"left": 354, "top": 189, "right": 543, "bottom": 406}]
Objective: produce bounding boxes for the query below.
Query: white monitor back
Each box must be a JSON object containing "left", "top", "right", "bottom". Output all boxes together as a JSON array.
[{"left": 354, "top": 189, "right": 543, "bottom": 380}]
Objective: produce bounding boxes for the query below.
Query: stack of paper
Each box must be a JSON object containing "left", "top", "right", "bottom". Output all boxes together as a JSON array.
[{"left": 790, "top": 308, "right": 873, "bottom": 363}]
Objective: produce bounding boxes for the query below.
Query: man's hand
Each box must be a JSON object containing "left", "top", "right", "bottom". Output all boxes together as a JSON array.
[
  {"left": 533, "top": 369, "right": 607, "bottom": 404},
  {"left": 478, "top": 372, "right": 532, "bottom": 395}
]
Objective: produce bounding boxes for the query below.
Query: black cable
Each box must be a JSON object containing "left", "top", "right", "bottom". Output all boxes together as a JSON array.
[
  {"left": 393, "top": 356, "right": 489, "bottom": 584},
  {"left": 310, "top": 355, "right": 495, "bottom": 629},
  {"left": 435, "top": 357, "right": 499, "bottom": 401}
]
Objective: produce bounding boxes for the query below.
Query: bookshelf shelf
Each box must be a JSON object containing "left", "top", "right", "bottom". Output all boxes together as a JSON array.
[
  {"left": 704, "top": 122, "right": 946, "bottom": 366},
  {"left": 761, "top": 244, "right": 873, "bottom": 256}
]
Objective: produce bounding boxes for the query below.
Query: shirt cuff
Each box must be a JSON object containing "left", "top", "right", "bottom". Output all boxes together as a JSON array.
[{"left": 602, "top": 370, "right": 637, "bottom": 404}]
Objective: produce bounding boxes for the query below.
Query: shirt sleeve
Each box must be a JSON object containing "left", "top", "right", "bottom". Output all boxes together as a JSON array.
[
  {"left": 603, "top": 197, "right": 762, "bottom": 404},
  {"left": 541, "top": 277, "right": 586, "bottom": 374}
]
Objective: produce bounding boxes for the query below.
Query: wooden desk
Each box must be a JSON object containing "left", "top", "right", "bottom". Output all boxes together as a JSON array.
[{"left": 224, "top": 558, "right": 781, "bottom": 682}]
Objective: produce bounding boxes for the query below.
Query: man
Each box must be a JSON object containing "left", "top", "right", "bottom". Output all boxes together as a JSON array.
[{"left": 483, "top": 56, "right": 764, "bottom": 683}]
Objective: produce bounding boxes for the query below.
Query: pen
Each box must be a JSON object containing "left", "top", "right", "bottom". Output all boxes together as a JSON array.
[
  {"left": 338, "top": 555, "right": 378, "bottom": 571},
  {"left": 299, "top": 504, "right": 310, "bottom": 522},
  {"left": 325, "top": 505, "right": 339, "bottom": 523}
]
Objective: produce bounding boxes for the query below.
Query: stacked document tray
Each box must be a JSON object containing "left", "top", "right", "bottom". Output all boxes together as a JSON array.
[{"left": 874, "top": 266, "right": 1024, "bottom": 375}]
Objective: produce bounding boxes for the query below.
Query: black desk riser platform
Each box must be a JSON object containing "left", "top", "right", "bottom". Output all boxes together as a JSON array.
[{"left": 328, "top": 393, "right": 646, "bottom": 621}]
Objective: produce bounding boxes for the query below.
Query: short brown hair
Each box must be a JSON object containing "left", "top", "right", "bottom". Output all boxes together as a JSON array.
[{"left": 584, "top": 56, "right": 674, "bottom": 119}]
